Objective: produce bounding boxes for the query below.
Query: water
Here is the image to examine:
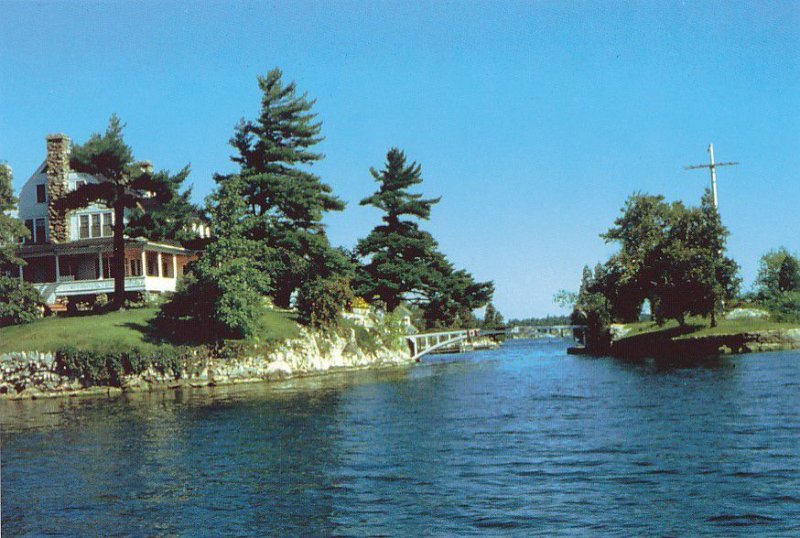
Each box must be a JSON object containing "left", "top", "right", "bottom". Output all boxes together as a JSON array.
[{"left": 3, "top": 339, "right": 800, "bottom": 536}]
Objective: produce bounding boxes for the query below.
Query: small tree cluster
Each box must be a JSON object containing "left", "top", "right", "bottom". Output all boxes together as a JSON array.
[
  {"left": 482, "top": 303, "right": 505, "bottom": 330},
  {"left": 751, "top": 247, "right": 800, "bottom": 322},
  {"left": 597, "top": 190, "right": 740, "bottom": 327}
]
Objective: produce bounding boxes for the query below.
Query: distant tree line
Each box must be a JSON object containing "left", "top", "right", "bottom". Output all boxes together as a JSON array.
[{"left": 508, "top": 314, "right": 570, "bottom": 327}]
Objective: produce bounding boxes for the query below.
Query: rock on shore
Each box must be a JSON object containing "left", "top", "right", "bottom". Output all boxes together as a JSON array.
[{"left": 0, "top": 327, "right": 412, "bottom": 400}]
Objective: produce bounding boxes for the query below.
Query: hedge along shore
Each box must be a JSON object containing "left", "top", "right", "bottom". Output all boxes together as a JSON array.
[
  {"left": 608, "top": 328, "right": 800, "bottom": 360},
  {"left": 0, "top": 326, "right": 413, "bottom": 400}
]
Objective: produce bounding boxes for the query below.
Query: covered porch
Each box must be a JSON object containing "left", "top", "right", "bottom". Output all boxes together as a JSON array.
[{"left": 17, "top": 238, "right": 196, "bottom": 305}]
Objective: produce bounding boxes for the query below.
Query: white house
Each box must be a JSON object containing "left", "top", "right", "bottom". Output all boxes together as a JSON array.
[{"left": 14, "top": 133, "right": 198, "bottom": 307}]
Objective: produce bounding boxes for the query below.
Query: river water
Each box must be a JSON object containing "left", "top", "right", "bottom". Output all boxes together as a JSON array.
[{"left": 2, "top": 339, "right": 799, "bottom": 536}]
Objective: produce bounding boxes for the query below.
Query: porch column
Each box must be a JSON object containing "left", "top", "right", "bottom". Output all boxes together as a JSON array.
[
  {"left": 157, "top": 251, "right": 163, "bottom": 277},
  {"left": 55, "top": 254, "right": 60, "bottom": 283},
  {"left": 141, "top": 250, "right": 146, "bottom": 277},
  {"left": 172, "top": 254, "right": 178, "bottom": 279},
  {"left": 19, "top": 265, "right": 23, "bottom": 282},
  {"left": 97, "top": 251, "right": 103, "bottom": 280}
]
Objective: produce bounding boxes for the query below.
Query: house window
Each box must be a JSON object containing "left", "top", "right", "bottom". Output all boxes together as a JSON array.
[
  {"left": 146, "top": 252, "right": 159, "bottom": 276},
  {"left": 102, "top": 212, "right": 113, "bottom": 236},
  {"left": 34, "top": 218, "right": 46, "bottom": 244},
  {"left": 36, "top": 184, "right": 47, "bottom": 203},
  {"left": 79, "top": 215, "right": 90, "bottom": 239},
  {"left": 25, "top": 220, "right": 34, "bottom": 242},
  {"left": 161, "top": 254, "right": 173, "bottom": 278},
  {"left": 91, "top": 214, "right": 101, "bottom": 238},
  {"left": 102, "top": 255, "right": 114, "bottom": 279},
  {"left": 129, "top": 259, "right": 142, "bottom": 277}
]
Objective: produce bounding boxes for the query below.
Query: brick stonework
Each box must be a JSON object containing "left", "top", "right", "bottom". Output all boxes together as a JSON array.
[{"left": 46, "top": 134, "right": 70, "bottom": 243}]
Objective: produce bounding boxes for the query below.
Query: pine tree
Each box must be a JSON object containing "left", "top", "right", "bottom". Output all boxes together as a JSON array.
[
  {"left": 125, "top": 166, "right": 202, "bottom": 247},
  {"left": 778, "top": 255, "right": 800, "bottom": 292},
  {"left": 355, "top": 148, "right": 493, "bottom": 326},
  {"left": 354, "top": 148, "right": 443, "bottom": 311},
  {"left": 229, "top": 68, "right": 345, "bottom": 307},
  {"left": 60, "top": 115, "right": 184, "bottom": 309}
]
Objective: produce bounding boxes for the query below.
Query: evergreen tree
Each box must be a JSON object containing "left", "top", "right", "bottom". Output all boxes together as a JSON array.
[
  {"left": 778, "top": 254, "right": 800, "bottom": 292},
  {"left": 156, "top": 174, "right": 271, "bottom": 340},
  {"left": 355, "top": 148, "right": 493, "bottom": 326},
  {"left": 59, "top": 115, "right": 184, "bottom": 309},
  {"left": 354, "top": 148, "right": 443, "bottom": 311},
  {"left": 125, "top": 166, "right": 202, "bottom": 246},
  {"left": 229, "top": 68, "right": 346, "bottom": 307},
  {"left": 755, "top": 247, "right": 793, "bottom": 295}
]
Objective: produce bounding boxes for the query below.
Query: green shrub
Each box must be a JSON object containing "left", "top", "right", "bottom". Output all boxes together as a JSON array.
[
  {"left": 0, "top": 276, "right": 43, "bottom": 327},
  {"left": 54, "top": 345, "right": 202, "bottom": 387},
  {"left": 296, "top": 276, "right": 353, "bottom": 328}
]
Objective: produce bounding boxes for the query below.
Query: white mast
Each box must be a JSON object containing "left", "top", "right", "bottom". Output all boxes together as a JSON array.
[{"left": 684, "top": 144, "right": 738, "bottom": 209}]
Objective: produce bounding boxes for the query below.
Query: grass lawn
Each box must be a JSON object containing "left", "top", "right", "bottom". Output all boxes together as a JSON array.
[
  {"left": 0, "top": 307, "right": 300, "bottom": 354},
  {"left": 620, "top": 316, "right": 800, "bottom": 341}
]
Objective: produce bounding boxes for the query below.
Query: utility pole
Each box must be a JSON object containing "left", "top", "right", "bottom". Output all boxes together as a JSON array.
[{"left": 684, "top": 143, "right": 738, "bottom": 209}]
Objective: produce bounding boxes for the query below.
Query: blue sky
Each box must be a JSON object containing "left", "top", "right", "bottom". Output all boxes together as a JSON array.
[{"left": 2, "top": 1, "right": 798, "bottom": 319}]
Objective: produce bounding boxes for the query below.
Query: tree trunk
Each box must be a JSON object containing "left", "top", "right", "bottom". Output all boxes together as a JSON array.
[
  {"left": 112, "top": 201, "right": 126, "bottom": 310},
  {"left": 710, "top": 310, "right": 717, "bottom": 328}
]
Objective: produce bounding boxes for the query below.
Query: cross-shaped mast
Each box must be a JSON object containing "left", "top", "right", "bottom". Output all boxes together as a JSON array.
[{"left": 684, "top": 143, "right": 738, "bottom": 209}]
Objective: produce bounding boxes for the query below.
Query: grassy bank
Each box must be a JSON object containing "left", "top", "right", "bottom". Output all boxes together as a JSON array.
[
  {"left": 0, "top": 307, "right": 300, "bottom": 354},
  {"left": 620, "top": 317, "right": 800, "bottom": 341}
]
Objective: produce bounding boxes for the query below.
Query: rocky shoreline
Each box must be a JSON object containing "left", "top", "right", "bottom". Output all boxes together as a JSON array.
[{"left": 0, "top": 327, "right": 413, "bottom": 400}]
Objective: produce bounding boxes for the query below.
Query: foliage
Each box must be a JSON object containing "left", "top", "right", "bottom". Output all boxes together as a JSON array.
[
  {"left": 747, "top": 248, "right": 800, "bottom": 322},
  {"left": 229, "top": 68, "right": 346, "bottom": 308},
  {"left": 355, "top": 148, "right": 493, "bottom": 327},
  {"left": 482, "top": 302, "right": 505, "bottom": 330},
  {"left": 0, "top": 164, "right": 28, "bottom": 271},
  {"left": 569, "top": 264, "right": 613, "bottom": 352},
  {"left": 156, "top": 174, "right": 271, "bottom": 341},
  {"left": 296, "top": 276, "right": 353, "bottom": 328},
  {"left": 754, "top": 247, "right": 795, "bottom": 295},
  {"left": 509, "top": 314, "right": 571, "bottom": 327},
  {"left": 55, "top": 345, "right": 198, "bottom": 387},
  {"left": 59, "top": 115, "right": 188, "bottom": 309},
  {"left": 354, "top": 148, "right": 442, "bottom": 311},
  {"left": 0, "top": 275, "right": 43, "bottom": 327},
  {"left": 778, "top": 255, "right": 800, "bottom": 292},
  {"left": 124, "top": 166, "right": 203, "bottom": 246},
  {"left": 597, "top": 190, "right": 740, "bottom": 327},
  {"left": 758, "top": 291, "right": 800, "bottom": 323}
]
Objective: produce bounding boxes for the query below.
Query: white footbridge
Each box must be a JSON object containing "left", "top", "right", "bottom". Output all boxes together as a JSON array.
[{"left": 406, "top": 326, "right": 587, "bottom": 361}]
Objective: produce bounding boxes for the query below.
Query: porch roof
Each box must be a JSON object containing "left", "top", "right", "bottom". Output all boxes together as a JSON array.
[{"left": 17, "top": 237, "right": 195, "bottom": 258}]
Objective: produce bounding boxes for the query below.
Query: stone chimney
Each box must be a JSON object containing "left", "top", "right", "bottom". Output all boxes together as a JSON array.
[{"left": 46, "top": 134, "right": 70, "bottom": 243}]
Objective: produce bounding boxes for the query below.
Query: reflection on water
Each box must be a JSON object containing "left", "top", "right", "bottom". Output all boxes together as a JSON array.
[{"left": 3, "top": 341, "right": 800, "bottom": 535}]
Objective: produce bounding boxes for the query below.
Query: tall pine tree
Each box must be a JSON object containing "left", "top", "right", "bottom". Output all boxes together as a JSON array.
[
  {"left": 60, "top": 115, "right": 184, "bottom": 309},
  {"left": 355, "top": 148, "right": 443, "bottom": 311},
  {"left": 355, "top": 148, "right": 493, "bottom": 326},
  {"left": 229, "top": 68, "right": 346, "bottom": 307}
]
